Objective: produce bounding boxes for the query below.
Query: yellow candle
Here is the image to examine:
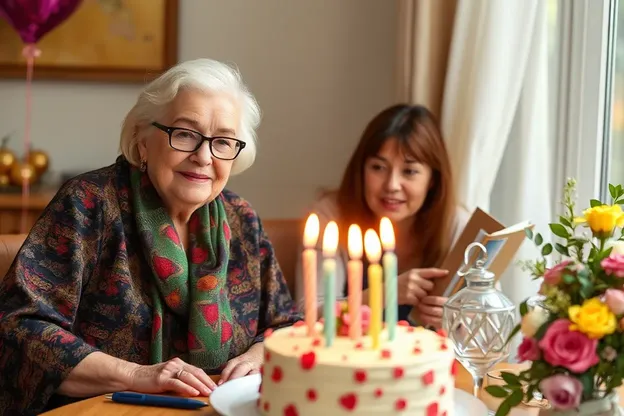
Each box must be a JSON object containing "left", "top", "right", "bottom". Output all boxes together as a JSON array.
[
  {"left": 347, "top": 224, "right": 363, "bottom": 339},
  {"left": 303, "top": 214, "right": 320, "bottom": 336},
  {"left": 364, "top": 229, "right": 383, "bottom": 349}
]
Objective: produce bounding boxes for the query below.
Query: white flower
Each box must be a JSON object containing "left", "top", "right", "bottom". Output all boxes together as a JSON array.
[
  {"left": 606, "top": 240, "right": 624, "bottom": 255},
  {"left": 520, "top": 307, "right": 549, "bottom": 338}
]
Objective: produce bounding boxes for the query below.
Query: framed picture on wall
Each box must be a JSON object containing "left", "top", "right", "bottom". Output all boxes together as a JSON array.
[{"left": 0, "top": 0, "right": 178, "bottom": 82}]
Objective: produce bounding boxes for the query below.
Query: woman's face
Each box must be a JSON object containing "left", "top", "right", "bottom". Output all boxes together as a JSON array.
[
  {"left": 363, "top": 138, "right": 432, "bottom": 226},
  {"left": 138, "top": 88, "right": 241, "bottom": 214}
]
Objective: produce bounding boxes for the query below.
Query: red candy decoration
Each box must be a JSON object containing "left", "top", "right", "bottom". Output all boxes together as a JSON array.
[
  {"left": 413, "top": 347, "right": 422, "bottom": 354},
  {"left": 294, "top": 320, "right": 306, "bottom": 327},
  {"left": 381, "top": 349, "right": 392, "bottom": 359},
  {"left": 422, "top": 370, "right": 434, "bottom": 386},
  {"left": 440, "top": 386, "right": 446, "bottom": 395},
  {"left": 264, "top": 402, "right": 270, "bottom": 411},
  {"left": 271, "top": 366, "right": 283, "bottom": 382},
  {"left": 265, "top": 351, "right": 271, "bottom": 362},
  {"left": 354, "top": 342, "right": 363, "bottom": 350},
  {"left": 264, "top": 328, "right": 274, "bottom": 338},
  {"left": 436, "top": 328, "right": 448, "bottom": 337},
  {"left": 312, "top": 338, "right": 322, "bottom": 347},
  {"left": 398, "top": 320, "right": 410, "bottom": 326},
  {"left": 354, "top": 370, "right": 367, "bottom": 383},
  {"left": 395, "top": 398, "right": 407, "bottom": 411},
  {"left": 427, "top": 402, "right": 439, "bottom": 416},
  {"left": 307, "top": 389, "right": 318, "bottom": 401},
  {"left": 451, "top": 360, "right": 458, "bottom": 376},
  {"left": 407, "top": 327, "right": 415, "bottom": 333},
  {"left": 393, "top": 367, "right": 405, "bottom": 379},
  {"left": 440, "top": 343, "right": 448, "bottom": 351},
  {"left": 300, "top": 351, "right": 316, "bottom": 370},
  {"left": 374, "top": 388, "right": 383, "bottom": 398},
  {"left": 284, "top": 404, "right": 299, "bottom": 416},
  {"left": 339, "top": 393, "right": 358, "bottom": 411}
]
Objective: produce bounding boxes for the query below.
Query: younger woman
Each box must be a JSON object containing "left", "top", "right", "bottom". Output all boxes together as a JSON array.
[{"left": 296, "top": 104, "right": 469, "bottom": 327}]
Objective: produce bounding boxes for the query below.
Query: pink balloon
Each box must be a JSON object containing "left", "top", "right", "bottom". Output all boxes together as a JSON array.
[{"left": 0, "top": 0, "right": 83, "bottom": 44}]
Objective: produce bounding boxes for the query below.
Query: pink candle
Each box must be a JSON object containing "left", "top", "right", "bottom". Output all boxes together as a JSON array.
[
  {"left": 303, "top": 214, "right": 320, "bottom": 335},
  {"left": 347, "top": 224, "right": 363, "bottom": 339}
]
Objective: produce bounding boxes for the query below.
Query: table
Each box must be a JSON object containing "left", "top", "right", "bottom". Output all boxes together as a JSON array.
[{"left": 41, "top": 362, "right": 624, "bottom": 415}]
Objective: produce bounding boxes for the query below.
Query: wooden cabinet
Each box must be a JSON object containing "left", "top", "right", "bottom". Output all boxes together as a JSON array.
[{"left": 0, "top": 192, "right": 55, "bottom": 234}]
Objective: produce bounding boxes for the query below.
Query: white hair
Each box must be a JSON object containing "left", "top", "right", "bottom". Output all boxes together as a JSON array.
[{"left": 119, "top": 59, "right": 261, "bottom": 175}]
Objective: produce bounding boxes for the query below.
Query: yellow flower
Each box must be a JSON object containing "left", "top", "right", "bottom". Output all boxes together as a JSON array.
[
  {"left": 574, "top": 205, "right": 624, "bottom": 237},
  {"left": 568, "top": 297, "right": 617, "bottom": 339}
]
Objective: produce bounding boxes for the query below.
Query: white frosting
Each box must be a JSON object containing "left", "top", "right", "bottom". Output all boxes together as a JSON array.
[{"left": 258, "top": 322, "right": 456, "bottom": 415}]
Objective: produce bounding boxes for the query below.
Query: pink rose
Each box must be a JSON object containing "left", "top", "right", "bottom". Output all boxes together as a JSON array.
[
  {"left": 517, "top": 337, "right": 541, "bottom": 362},
  {"left": 601, "top": 254, "right": 624, "bottom": 278},
  {"left": 604, "top": 289, "right": 624, "bottom": 315},
  {"left": 538, "top": 319, "right": 599, "bottom": 373},
  {"left": 539, "top": 375, "right": 583, "bottom": 410},
  {"left": 543, "top": 260, "right": 572, "bottom": 285}
]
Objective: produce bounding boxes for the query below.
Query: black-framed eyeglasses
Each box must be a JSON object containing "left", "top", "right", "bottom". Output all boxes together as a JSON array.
[{"left": 152, "top": 122, "right": 246, "bottom": 161}]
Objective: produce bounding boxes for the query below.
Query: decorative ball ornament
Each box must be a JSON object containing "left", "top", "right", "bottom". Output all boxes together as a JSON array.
[
  {"left": 27, "top": 149, "right": 49, "bottom": 174},
  {"left": 10, "top": 161, "right": 37, "bottom": 187},
  {"left": 0, "top": 135, "right": 16, "bottom": 174},
  {"left": 0, "top": 174, "right": 10, "bottom": 187}
]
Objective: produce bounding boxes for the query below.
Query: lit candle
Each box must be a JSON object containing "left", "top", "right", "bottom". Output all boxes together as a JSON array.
[
  {"left": 322, "top": 221, "right": 339, "bottom": 346},
  {"left": 380, "top": 217, "right": 398, "bottom": 341},
  {"left": 303, "top": 214, "right": 320, "bottom": 335},
  {"left": 364, "top": 229, "right": 383, "bottom": 349},
  {"left": 347, "top": 224, "right": 363, "bottom": 339}
]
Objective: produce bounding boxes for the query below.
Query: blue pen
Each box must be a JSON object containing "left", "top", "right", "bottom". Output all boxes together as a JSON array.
[{"left": 106, "top": 392, "right": 209, "bottom": 409}]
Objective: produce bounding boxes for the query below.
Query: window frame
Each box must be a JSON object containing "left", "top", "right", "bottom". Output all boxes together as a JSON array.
[{"left": 551, "top": 0, "right": 614, "bottom": 209}]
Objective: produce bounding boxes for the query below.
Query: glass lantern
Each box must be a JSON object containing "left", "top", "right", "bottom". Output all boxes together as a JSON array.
[{"left": 442, "top": 242, "right": 516, "bottom": 398}]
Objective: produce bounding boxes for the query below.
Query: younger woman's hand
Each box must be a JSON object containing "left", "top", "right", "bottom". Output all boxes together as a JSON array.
[
  {"left": 413, "top": 296, "right": 448, "bottom": 328},
  {"left": 128, "top": 357, "right": 216, "bottom": 397},
  {"left": 397, "top": 268, "right": 448, "bottom": 305}
]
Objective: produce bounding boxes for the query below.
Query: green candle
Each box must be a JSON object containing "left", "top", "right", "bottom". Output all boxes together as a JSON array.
[
  {"left": 380, "top": 218, "right": 398, "bottom": 340},
  {"left": 322, "top": 221, "right": 339, "bottom": 347},
  {"left": 323, "top": 258, "right": 336, "bottom": 346}
]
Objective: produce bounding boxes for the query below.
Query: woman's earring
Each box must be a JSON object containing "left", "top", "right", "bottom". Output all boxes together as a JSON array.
[{"left": 140, "top": 159, "right": 147, "bottom": 172}]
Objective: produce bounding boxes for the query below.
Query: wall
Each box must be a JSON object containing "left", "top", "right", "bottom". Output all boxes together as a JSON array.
[{"left": 0, "top": 0, "right": 397, "bottom": 219}]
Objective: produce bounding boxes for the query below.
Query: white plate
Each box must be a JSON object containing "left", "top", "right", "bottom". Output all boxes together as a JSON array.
[{"left": 210, "top": 373, "right": 524, "bottom": 416}]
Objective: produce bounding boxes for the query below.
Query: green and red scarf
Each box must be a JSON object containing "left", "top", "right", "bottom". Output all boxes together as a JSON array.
[{"left": 130, "top": 167, "right": 233, "bottom": 370}]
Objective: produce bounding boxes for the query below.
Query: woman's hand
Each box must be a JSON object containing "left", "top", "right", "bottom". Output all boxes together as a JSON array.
[
  {"left": 128, "top": 357, "right": 216, "bottom": 397},
  {"left": 397, "top": 268, "right": 448, "bottom": 305},
  {"left": 413, "top": 296, "right": 448, "bottom": 328},
  {"left": 219, "top": 343, "right": 263, "bottom": 385}
]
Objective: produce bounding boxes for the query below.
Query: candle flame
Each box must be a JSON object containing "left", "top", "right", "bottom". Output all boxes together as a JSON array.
[
  {"left": 322, "top": 221, "right": 339, "bottom": 257},
  {"left": 303, "top": 214, "right": 320, "bottom": 248},
  {"left": 379, "top": 217, "right": 395, "bottom": 251},
  {"left": 364, "top": 229, "right": 382, "bottom": 264},
  {"left": 348, "top": 224, "right": 363, "bottom": 259}
]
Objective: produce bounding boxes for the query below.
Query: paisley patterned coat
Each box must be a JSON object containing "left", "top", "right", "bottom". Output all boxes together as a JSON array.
[{"left": 0, "top": 157, "right": 301, "bottom": 415}]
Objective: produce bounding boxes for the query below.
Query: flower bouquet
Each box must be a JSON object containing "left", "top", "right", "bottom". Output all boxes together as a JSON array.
[{"left": 486, "top": 180, "right": 624, "bottom": 416}]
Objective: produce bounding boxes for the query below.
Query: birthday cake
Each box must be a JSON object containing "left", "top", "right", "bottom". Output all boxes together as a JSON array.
[{"left": 258, "top": 320, "right": 457, "bottom": 416}]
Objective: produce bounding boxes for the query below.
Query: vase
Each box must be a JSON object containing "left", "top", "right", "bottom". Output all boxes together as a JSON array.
[{"left": 537, "top": 393, "right": 623, "bottom": 416}]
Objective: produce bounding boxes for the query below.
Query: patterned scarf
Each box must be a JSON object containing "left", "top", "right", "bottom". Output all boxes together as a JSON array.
[{"left": 130, "top": 167, "right": 234, "bottom": 370}]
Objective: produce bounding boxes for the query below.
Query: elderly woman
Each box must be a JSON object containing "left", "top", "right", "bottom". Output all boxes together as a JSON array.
[{"left": 0, "top": 59, "right": 301, "bottom": 415}]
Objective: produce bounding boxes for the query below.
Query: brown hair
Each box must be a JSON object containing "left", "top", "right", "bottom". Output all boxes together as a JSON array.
[{"left": 334, "top": 104, "right": 456, "bottom": 267}]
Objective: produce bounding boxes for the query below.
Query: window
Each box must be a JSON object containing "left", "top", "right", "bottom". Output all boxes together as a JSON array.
[{"left": 606, "top": 1, "right": 624, "bottom": 189}]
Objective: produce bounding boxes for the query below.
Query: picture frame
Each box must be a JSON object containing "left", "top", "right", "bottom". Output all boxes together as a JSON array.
[{"left": 0, "top": 0, "right": 178, "bottom": 82}]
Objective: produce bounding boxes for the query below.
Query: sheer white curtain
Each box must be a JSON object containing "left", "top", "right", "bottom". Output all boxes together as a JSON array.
[{"left": 441, "top": 0, "right": 551, "bottom": 310}]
